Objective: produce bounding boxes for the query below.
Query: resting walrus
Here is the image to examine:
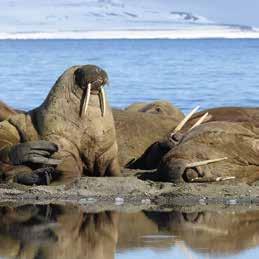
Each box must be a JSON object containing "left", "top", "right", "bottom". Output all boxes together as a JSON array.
[
  {"left": 0, "top": 99, "right": 184, "bottom": 171},
  {"left": 127, "top": 107, "right": 259, "bottom": 171},
  {"left": 0, "top": 65, "right": 120, "bottom": 185},
  {"left": 158, "top": 121, "right": 259, "bottom": 184}
]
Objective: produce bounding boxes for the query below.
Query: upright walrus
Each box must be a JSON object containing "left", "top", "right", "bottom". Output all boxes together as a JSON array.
[{"left": 0, "top": 65, "right": 120, "bottom": 185}]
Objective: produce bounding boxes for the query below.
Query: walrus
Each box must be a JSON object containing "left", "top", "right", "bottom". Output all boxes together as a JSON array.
[
  {"left": 125, "top": 100, "right": 184, "bottom": 119},
  {"left": 113, "top": 107, "right": 183, "bottom": 167},
  {"left": 0, "top": 65, "right": 120, "bottom": 185},
  {"left": 127, "top": 107, "right": 259, "bottom": 171},
  {"left": 158, "top": 121, "right": 259, "bottom": 184},
  {"left": 0, "top": 99, "right": 184, "bottom": 171}
]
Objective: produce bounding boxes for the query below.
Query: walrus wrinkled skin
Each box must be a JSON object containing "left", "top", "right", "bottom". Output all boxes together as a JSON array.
[
  {"left": 158, "top": 121, "right": 259, "bottom": 184},
  {"left": 0, "top": 65, "right": 120, "bottom": 184},
  {"left": 0, "top": 99, "right": 183, "bottom": 173},
  {"left": 127, "top": 107, "right": 259, "bottom": 171},
  {"left": 0, "top": 101, "right": 16, "bottom": 121},
  {"left": 113, "top": 108, "right": 183, "bottom": 167}
]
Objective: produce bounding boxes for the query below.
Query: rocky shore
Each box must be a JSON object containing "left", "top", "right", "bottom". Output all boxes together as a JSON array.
[{"left": 1, "top": 171, "right": 259, "bottom": 213}]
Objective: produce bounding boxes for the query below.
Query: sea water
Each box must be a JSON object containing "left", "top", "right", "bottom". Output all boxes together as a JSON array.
[
  {"left": 0, "top": 39, "right": 259, "bottom": 259},
  {"left": 0, "top": 39, "right": 258, "bottom": 112}
]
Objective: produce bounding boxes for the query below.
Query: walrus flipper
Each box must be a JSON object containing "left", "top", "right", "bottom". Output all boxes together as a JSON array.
[
  {"left": 14, "top": 167, "right": 56, "bottom": 185},
  {"left": 8, "top": 141, "right": 60, "bottom": 166}
]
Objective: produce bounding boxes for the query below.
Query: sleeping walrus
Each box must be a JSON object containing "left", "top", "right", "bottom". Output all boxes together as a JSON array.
[
  {"left": 0, "top": 65, "right": 120, "bottom": 185},
  {"left": 158, "top": 121, "right": 259, "bottom": 184},
  {"left": 127, "top": 106, "right": 259, "bottom": 171}
]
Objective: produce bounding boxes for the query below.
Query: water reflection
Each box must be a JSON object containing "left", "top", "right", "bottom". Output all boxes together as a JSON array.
[
  {"left": 118, "top": 210, "right": 259, "bottom": 258},
  {"left": 0, "top": 205, "right": 118, "bottom": 259},
  {"left": 0, "top": 204, "right": 259, "bottom": 258}
]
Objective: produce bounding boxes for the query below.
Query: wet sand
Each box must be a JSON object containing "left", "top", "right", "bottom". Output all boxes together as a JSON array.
[{"left": 1, "top": 170, "right": 259, "bottom": 212}]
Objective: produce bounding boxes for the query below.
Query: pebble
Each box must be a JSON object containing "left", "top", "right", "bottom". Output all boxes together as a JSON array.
[
  {"left": 226, "top": 199, "right": 237, "bottom": 205},
  {"left": 141, "top": 199, "right": 151, "bottom": 204},
  {"left": 79, "top": 197, "right": 97, "bottom": 204},
  {"left": 115, "top": 197, "right": 124, "bottom": 205},
  {"left": 199, "top": 198, "right": 207, "bottom": 205}
]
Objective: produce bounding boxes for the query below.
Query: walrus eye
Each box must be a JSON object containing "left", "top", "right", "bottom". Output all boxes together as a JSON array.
[{"left": 74, "top": 68, "right": 86, "bottom": 89}]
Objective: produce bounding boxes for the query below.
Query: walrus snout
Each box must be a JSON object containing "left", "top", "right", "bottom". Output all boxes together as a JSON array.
[{"left": 74, "top": 65, "right": 108, "bottom": 117}]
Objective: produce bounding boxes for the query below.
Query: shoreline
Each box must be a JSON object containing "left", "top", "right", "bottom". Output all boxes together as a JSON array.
[
  {"left": 1, "top": 173, "right": 259, "bottom": 212},
  {"left": 1, "top": 30, "right": 259, "bottom": 40}
]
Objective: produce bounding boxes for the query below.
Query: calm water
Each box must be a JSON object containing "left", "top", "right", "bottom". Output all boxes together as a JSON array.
[
  {"left": 1, "top": 204, "right": 259, "bottom": 259},
  {"left": 0, "top": 39, "right": 259, "bottom": 258},
  {"left": 0, "top": 39, "right": 259, "bottom": 113}
]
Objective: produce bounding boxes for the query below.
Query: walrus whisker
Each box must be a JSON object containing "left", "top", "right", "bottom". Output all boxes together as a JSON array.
[
  {"left": 188, "top": 112, "right": 209, "bottom": 132},
  {"left": 187, "top": 157, "right": 228, "bottom": 168},
  {"left": 99, "top": 86, "right": 106, "bottom": 117},
  {"left": 82, "top": 83, "right": 91, "bottom": 116},
  {"left": 171, "top": 106, "right": 200, "bottom": 135}
]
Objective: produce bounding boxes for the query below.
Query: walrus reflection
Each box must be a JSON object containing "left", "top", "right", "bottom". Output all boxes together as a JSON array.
[
  {"left": 145, "top": 210, "right": 259, "bottom": 255},
  {"left": 0, "top": 205, "right": 118, "bottom": 259}
]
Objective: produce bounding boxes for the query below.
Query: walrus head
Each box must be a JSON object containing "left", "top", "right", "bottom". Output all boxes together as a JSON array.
[
  {"left": 33, "top": 64, "right": 111, "bottom": 138},
  {"left": 74, "top": 65, "right": 108, "bottom": 117}
]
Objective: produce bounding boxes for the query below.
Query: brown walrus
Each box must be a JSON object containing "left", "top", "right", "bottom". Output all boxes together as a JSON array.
[
  {"left": 114, "top": 100, "right": 184, "bottom": 167},
  {"left": 0, "top": 65, "right": 120, "bottom": 185},
  {"left": 125, "top": 100, "right": 184, "bottom": 118},
  {"left": 127, "top": 107, "right": 259, "bottom": 172},
  {"left": 0, "top": 99, "right": 184, "bottom": 172},
  {"left": 158, "top": 121, "right": 259, "bottom": 184}
]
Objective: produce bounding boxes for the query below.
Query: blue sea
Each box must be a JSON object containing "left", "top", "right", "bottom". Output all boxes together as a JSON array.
[
  {"left": 0, "top": 39, "right": 259, "bottom": 259},
  {"left": 0, "top": 39, "right": 258, "bottom": 113}
]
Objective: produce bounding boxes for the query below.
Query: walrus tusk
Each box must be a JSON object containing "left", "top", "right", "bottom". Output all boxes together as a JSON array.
[
  {"left": 171, "top": 106, "right": 200, "bottom": 135},
  {"left": 188, "top": 112, "right": 209, "bottom": 132},
  {"left": 99, "top": 86, "right": 106, "bottom": 117},
  {"left": 187, "top": 157, "right": 228, "bottom": 168},
  {"left": 82, "top": 83, "right": 91, "bottom": 116},
  {"left": 216, "top": 176, "right": 235, "bottom": 181},
  {"left": 191, "top": 175, "right": 235, "bottom": 182}
]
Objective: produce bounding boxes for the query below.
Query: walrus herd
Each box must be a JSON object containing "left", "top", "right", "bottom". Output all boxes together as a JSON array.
[{"left": 0, "top": 64, "right": 258, "bottom": 185}]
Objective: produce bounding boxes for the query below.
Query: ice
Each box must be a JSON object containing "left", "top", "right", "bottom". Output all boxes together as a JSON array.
[{"left": 0, "top": 0, "right": 258, "bottom": 39}]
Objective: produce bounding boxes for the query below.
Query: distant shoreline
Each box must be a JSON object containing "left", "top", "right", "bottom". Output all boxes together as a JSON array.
[{"left": 1, "top": 30, "right": 259, "bottom": 40}]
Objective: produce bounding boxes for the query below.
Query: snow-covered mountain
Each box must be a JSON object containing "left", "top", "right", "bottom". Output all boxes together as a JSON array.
[{"left": 0, "top": 0, "right": 258, "bottom": 39}]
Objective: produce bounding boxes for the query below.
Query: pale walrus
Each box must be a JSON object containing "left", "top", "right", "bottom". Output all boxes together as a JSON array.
[
  {"left": 0, "top": 65, "right": 120, "bottom": 185},
  {"left": 127, "top": 107, "right": 259, "bottom": 171}
]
